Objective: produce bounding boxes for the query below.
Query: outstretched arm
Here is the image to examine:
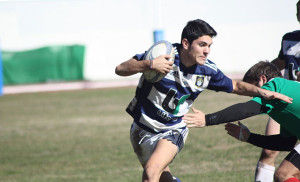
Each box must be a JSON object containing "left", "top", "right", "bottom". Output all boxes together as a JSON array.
[
  {"left": 184, "top": 101, "right": 267, "bottom": 128},
  {"left": 232, "top": 80, "right": 293, "bottom": 104},
  {"left": 225, "top": 122, "right": 298, "bottom": 151}
]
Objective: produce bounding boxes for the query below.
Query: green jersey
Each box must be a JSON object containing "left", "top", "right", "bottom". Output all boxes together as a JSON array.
[{"left": 251, "top": 77, "right": 300, "bottom": 139}]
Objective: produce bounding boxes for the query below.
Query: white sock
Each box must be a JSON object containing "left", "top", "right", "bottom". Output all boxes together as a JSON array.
[{"left": 255, "top": 162, "right": 275, "bottom": 182}]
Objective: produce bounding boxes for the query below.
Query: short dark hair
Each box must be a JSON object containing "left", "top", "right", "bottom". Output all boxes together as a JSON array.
[
  {"left": 181, "top": 19, "right": 217, "bottom": 44},
  {"left": 243, "top": 61, "right": 282, "bottom": 83}
]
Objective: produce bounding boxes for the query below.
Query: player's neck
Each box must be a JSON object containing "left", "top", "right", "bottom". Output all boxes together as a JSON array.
[{"left": 179, "top": 48, "right": 195, "bottom": 68}]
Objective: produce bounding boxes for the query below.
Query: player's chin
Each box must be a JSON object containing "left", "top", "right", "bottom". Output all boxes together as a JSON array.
[{"left": 197, "top": 59, "right": 206, "bottom": 65}]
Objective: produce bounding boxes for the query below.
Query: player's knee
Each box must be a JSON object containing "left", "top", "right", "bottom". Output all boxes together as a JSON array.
[
  {"left": 143, "top": 164, "right": 161, "bottom": 181},
  {"left": 261, "top": 149, "right": 280, "bottom": 160},
  {"left": 274, "top": 167, "right": 288, "bottom": 182}
]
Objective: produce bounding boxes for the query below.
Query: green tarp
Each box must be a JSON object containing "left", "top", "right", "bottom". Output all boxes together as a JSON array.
[{"left": 2, "top": 45, "right": 85, "bottom": 85}]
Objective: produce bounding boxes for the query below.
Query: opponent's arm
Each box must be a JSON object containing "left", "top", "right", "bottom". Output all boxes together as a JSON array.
[
  {"left": 247, "top": 133, "right": 297, "bottom": 151},
  {"left": 225, "top": 123, "right": 298, "bottom": 151},
  {"left": 231, "top": 80, "right": 292, "bottom": 103},
  {"left": 184, "top": 101, "right": 267, "bottom": 128},
  {"left": 205, "top": 101, "right": 267, "bottom": 126},
  {"left": 115, "top": 55, "right": 173, "bottom": 76}
]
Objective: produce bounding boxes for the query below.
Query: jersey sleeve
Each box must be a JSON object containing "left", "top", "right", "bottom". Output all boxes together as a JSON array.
[
  {"left": 251, "top": 78, "right": 288, "bottom": 114},
  {"left": 251, "top": 97, "right": 273, "bottom": 114},
  {"left": 207, "top": 67, "right": 233, "bottom": 93},
  {"left": 205, "top": 101, "right": 267, "bottom": 126},
  {"left": 280, "top": 125, "right": 294, "bottom": 137},
  {"left": 134, "top": 52, "right": 146, "bottom": 61}
]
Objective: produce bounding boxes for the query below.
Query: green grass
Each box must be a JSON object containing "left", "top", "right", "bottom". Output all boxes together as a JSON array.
[{"left": 0, "top": 87, "right": 289, "bottom": 182}]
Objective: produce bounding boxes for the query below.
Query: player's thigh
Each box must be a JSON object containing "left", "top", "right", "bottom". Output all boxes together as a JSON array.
[
  {"left": 276, "top": 145, "right": 300, "bottom": 181},
  {"left": 130, "top": 123, "right": 155, "bottom": 167},
  {"left": 146, "top": 138, "right": 178, "bottom": 171},
  {"left": 265, "top": 117, "right": 280, "bottom": 135},
  {"left": 275, "top": 159, "right": 300, "bottom": 181}
]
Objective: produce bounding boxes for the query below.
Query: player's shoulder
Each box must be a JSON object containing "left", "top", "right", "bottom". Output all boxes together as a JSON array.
[
  {"left": 270, "top": 77, "right": 285, "bottom": 82},
  {"left": 270, "top": 77, "right": 292, "bottom": 84},
  {"left": 266, "top": 77, "right": 285, "bottom": 85},
  {"left": 263, "top": 77, "right": 288, "bottom": 92},
  {"left": 282, "top": 30, "right": 300, "bottom": 40},
  {"left": 203, "top": 59, "right": 218, "bottom": 72},
  {"left": 172, "top": 43, "right": 180, "bottom": 64}
]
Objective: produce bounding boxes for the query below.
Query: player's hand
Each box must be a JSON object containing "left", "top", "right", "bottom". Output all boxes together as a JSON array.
[
  {"left": 225, "top": 122, "right": 250, "bottom": 142},
  {"left": 183, "top": 107, "right": 206, "bottom": 128},
  {"left": 152, "top": 55, "right": 174, "bottom": 74},
  {"left": 259, "top": 89, "right": 293, "bottom": 104}
]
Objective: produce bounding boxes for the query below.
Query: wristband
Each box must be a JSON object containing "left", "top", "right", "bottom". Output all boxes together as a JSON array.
[{"left": 150, "top": 60, "right": 153, "bottom": 70}]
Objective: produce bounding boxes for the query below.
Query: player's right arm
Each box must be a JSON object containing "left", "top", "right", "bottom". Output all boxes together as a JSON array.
[
  {"left": 183, "top": 100, "right": 266, "bottom": 128},
  {"left": 192, "top": 100, "right": 267, "bottom": 127},
  {"left": 115, "top": 57, "right": 151, "bottom": 76},
  {"left": 115, "top": 55, "right": 173, "bottom": 76}
]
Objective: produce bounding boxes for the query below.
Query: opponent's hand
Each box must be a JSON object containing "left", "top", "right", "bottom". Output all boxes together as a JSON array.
[
  {"left": 225, "top": 122, "right": 250, "bottom": 142},
  {"left": 183, "top": 108, "right": 206, "bottom": 128},
  {"left": 152, "top": 55, "right": 174, "bottom": 74},
  {"left": 259, "top": 89, "right": 293, "bottom": 104}
]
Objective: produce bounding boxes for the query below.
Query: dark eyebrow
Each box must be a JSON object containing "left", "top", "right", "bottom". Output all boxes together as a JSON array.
[{"left": 199, "top": 41, "right": 213, "bottom": 46}]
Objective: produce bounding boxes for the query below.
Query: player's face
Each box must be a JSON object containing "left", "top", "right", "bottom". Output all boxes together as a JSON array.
[
  {"left": 248, "top": 80, "right": 261, "bottom": 87},
  {"left": 256, "top": 79, "right": 264, "bottom": 87},
  {"left": 186, "top": 35, "right": 213, "bottom": 66},
  {"left": 248, "top": 77, "right": 265, "bottom": 87}
]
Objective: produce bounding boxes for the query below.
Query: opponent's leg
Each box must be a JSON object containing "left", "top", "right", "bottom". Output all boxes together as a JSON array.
[
  {"left": 275, "top": 145, "right": 300, "bottom": 182},
  {"left": 275, "top": 160, "right": 300, "bottom": 182},
  {"left": 255, "top": 118, "right": 280, "bottom": 182},
  {"left": 143, "top": 138, "right": 178, "bottom": 182}
]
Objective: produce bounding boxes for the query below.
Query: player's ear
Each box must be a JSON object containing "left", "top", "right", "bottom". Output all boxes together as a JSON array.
[
  {"left": 182, "top": 38, "right": 190, "bottom": 49},
  {"left": 261, "top": 75, "right": 267, "bottom": 84}
]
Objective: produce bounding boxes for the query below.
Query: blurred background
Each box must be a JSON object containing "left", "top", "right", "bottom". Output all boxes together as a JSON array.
[
  {"left": 0, "top": 0, "right": 298, "bottom": 93},
  {"left": 0, "top": 1, "right": 298, "bottom": 181}
]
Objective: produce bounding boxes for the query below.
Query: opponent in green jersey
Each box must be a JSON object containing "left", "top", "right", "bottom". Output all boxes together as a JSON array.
[{"left": 183, "top": 61, "right": 300, "bottom": 182}]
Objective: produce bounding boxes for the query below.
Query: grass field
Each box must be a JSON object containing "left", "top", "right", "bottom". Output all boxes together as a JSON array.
[{"left": 0, "top": 87, "right": 289, "bottom": 182}]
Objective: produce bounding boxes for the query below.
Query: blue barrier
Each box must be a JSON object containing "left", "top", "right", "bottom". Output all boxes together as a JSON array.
[{"left": 153, "top": 30, "right": 165, "bottom": 43}]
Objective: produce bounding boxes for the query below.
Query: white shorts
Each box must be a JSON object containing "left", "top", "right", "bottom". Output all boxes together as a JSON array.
[{"left": 130, "top": 122, "right": 189, "bottom": 166}]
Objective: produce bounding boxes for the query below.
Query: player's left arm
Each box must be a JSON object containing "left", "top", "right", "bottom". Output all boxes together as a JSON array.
[
  {"left": 115, "top": 55, "right": 173, "bottom": 76},
  {"left": 231, "top": 80, "right": 293, "bottom": 104},
  {"left": 225, "top": 123, "right": 298, "bottom": 151}
]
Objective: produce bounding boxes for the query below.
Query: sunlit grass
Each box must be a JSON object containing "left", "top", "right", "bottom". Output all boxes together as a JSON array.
[{"left": 0, "top": 88, "right": 289, "bottom": 181}]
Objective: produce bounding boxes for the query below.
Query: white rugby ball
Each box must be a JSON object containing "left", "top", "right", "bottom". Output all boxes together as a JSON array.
[{"left": 143, "top": 40, "right": 175, "bottom": 83}]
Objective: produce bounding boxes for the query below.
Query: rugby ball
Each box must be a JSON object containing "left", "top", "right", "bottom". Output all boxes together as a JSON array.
[{"left": 143, "top": 40, "right": 175, "bottom": 83}]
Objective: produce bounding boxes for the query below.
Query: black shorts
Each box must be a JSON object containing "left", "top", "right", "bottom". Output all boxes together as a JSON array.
[{"left": 285, "top": 149, "right": 300, "bottom": 170}]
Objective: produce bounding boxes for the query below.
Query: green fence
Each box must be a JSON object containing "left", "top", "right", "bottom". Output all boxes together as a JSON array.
[{"left": 2, "top": 45, "right": 85, "bottom": 85}]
